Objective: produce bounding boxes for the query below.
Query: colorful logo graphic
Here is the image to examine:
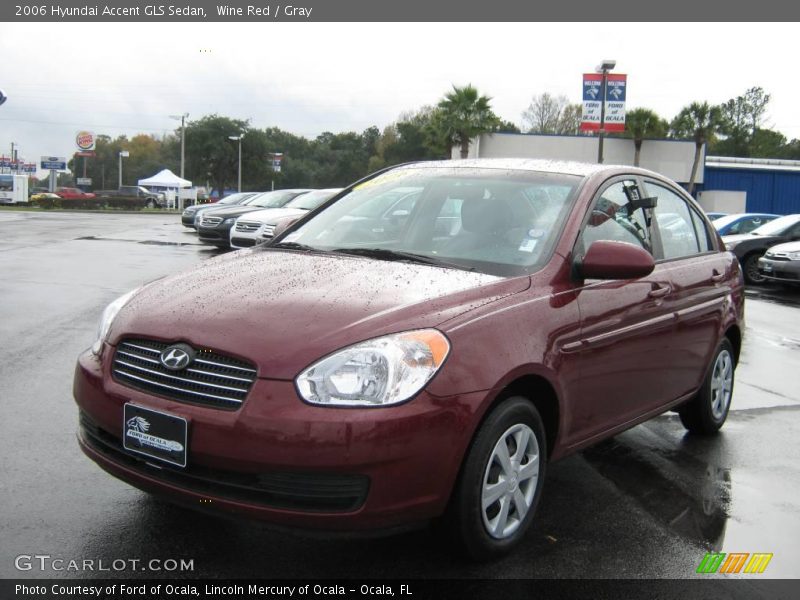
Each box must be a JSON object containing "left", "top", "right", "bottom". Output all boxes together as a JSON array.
[
  {"left": 75, "top": 131, "right": 96, "bottom": 151},
  {"left": 697, "top": 552, "right": 773, "bottom": 574}
]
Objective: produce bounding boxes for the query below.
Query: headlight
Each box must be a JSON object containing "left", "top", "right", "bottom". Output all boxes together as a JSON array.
[
  {"left": 788, "top": 252, "right": 800, "bottom": 261},
  {"left": 724, "top": 241, "right": 740, "bottom": 251},
  {"left": 91, "top": 288, "right": 140, "bottom": 355},
  {"left": 296, "top": 329, "right": 450, "bottom": 407}
]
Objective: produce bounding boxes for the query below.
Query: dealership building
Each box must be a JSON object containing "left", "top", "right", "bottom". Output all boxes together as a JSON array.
[{"left": 458, "top": 132, "right": 800, "bottom": 215}]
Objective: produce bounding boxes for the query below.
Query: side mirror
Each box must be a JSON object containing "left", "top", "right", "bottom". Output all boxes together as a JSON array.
[{"left": 575, "top": 240, "right": 655, "bottom": 280}]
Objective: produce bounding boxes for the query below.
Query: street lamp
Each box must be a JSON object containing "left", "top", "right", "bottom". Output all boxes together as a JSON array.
[
  {"left": 595, "top": 59, "right": 616, "bottom": 164},
  {"left": 228, "top": 134, "right": 244, "bottom": 193},
  {"left": 169, "top": 113, "right": 189, "bottom": 179},
  {"left": 118, "top": 150, "right": 129, "bottom": 188}
]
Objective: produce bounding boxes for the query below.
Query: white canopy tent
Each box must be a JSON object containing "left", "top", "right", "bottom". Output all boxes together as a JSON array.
[{"left": 138, "top": 169, "right": 192, "bottom": 209}]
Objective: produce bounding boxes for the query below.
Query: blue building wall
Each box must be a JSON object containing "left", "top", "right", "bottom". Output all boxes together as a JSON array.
[{"left": 703, "top": 167, "right": 800, "bottom": 215}]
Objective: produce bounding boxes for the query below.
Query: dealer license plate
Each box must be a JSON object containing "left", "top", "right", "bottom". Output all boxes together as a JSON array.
[{"left": 123, "top": 404, "right": 188, "bottom": 467}]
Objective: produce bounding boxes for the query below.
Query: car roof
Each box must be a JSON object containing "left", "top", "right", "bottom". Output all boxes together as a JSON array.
[{"left": 396, "top": 158, "right": 647, "bottom": 178}]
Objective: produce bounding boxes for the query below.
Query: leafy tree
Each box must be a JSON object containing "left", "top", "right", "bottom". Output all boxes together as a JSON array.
[
  {"left": 716, "top": 87, "right": 771, "bottom": 157},
  {"left": 670, "top": 102, "right": 723, "bottom": 195},
  {"left": 749, "top": 128, "right": 787, "bottom": 159},
  {"left": 184, "top": 114, "right": 249, "bottom": 194},
  {"left": 624, "top": 108, "right": 668, "bottom": 166},
  {"left": 434, "top": 85, "right": 501, "bottom": 158},
  {"left": 495, "top": 120, "right": 521, "bottom": 134}
]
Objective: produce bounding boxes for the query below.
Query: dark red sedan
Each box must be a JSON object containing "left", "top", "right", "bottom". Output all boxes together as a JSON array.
[{"left": 74, "top": 159, "right": 744, "bottom": 560}]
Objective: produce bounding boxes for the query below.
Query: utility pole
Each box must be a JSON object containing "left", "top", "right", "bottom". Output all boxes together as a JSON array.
[{"left": 596, "top": 59, "right": 616, "bottom": 164}]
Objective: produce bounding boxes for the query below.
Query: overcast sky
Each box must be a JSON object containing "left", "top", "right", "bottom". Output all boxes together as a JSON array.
[{"left": 1, "top": 22, "right": 797, "bottom": 175}]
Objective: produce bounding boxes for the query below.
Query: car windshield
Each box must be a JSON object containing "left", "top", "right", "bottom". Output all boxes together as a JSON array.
[
  {"left": 246, "top": 190, "right": 306, "bottom": 209},
  {"left": 219, "top": 192, "right": 252, "bottom": 205},
  {"left": 285, "top": 190, "right": 341, "bottom": 211},
  {"left": 275, "top": 167, "right": 581, "bottom": 276},
  {"left": 751, "top": 214, "right": 800, "bottom": 236},
  {"left": 712, "top": 215, "right": 743, "bottom": 229}
]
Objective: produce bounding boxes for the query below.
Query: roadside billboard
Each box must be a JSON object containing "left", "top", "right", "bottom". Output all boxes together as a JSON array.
[{"left": 75, "top": 131, "right": 96, "bottom": 151}]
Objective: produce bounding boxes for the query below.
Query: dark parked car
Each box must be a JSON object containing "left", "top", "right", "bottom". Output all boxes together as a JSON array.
[
  {"left": 722, "top": 214, "right": 800, "bottom": 283},
  {"left": 75, "top": 160, "right": 744, "bottom": 560},
  {"left": 181, "top": 192, "right": 257, "bottom": 228},
  {"left": 196, "top": 189, "right": 311, "bottom": 248},
  {"left": 712, "top": 213, "right": 779, "bottom": 236}
]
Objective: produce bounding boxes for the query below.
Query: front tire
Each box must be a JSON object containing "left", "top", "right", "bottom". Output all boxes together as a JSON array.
[
  {"left": 446, "top": 396, "right": 547, "bottom": 561},
  {"left": 146, "top": 199, "right": 156, "bottom": 209},
  {"left": 679, "top": 338, "right": 735, "bottom": 434},
  {"left": 742, "top": 252, "right": 766, "bottom": 285}
]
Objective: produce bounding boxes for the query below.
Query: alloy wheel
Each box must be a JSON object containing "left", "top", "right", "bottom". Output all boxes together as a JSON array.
[{"left": 481, "top": 423, "right": 540, "bottom": 539}]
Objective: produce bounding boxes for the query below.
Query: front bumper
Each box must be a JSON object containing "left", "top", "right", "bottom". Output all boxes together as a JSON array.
[
  {"left": 181, "top": 212, "right": 198, "bottom": 228},
  {"left": 758, "top": 257, "right": 800, "bottom": 284},
  {"left": 74, "top": 347, "right": 486, "bottom": 531},
  {"left": 198, "top": 223, "right": 234, "bottom": 247}
]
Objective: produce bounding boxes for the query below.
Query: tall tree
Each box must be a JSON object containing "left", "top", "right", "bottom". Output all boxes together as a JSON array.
[
  {"left": 183, "top": 115, "right": 249, "bottom": 194},
  {"left": 670, "top": 102, "right": 723, "bottom": 195},
  {"left": 624, "top": 108, "right": 668, "bottom": 166},
  {"left": 522, "top": 94, "right": 582, "bottom": 134},
  {"left": 716, "top": 87, "right": 772, "bottom": 157},
  {"left": 434, "top": 85, "right": 501, "bottom": 158}
]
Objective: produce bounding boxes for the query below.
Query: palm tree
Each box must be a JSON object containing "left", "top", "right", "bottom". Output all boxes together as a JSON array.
[
  {"left": 625, "top": 108, "right": 668, "bottom": 167},
  {"left": 670, "top": 102, "right": 723, "bottom": 195},
  {"left": 435, "top": 85, "right": 501, "bottom": 159}
]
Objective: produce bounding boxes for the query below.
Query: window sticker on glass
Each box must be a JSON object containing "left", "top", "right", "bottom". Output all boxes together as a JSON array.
[{"left": 519, "top": 237, "right": 538, "bottom": 253}]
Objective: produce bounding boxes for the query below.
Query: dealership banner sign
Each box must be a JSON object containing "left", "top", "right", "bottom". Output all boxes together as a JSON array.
[{"left": 580, "top": 74, "right": 627, "bottom": 132}]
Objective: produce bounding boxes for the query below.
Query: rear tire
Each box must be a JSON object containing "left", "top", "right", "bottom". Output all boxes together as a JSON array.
[
  {"left": 679, "top": 338, "right": 735, "bottom": 434},
  {"left": 445, "top": 396, "right": 547, "bottom": 561}
]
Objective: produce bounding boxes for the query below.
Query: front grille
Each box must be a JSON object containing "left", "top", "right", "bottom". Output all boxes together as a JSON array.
[
  {"left": 235, "top": 221, "right": 261, "bottom": 233},
  {"left": 113, "top": 339, "right": 257, "bottom": 409},
  {"left": 232, "top": 237, "right": 256, "bottom": 247},
  {"left": 261, "top": 224, "right": 276, "bottom": 239},
  {"left": 202, "top": 216, "right": 223, "bottom": 226},
  {"left": 80, "top": 412, "right": 369, "bottom": 512}
]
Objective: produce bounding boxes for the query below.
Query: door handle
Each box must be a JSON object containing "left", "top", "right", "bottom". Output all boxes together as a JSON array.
[
  {"left": 711, "top": 269, "right": 725, "bottom": 283},
  {"left": 648, "top": 284, "right": 671, "bottom": 298}
]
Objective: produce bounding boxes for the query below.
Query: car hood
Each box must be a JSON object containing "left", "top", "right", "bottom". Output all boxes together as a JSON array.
[
  {"left": 237, "top": 207, "right": 308, "bottom": 224},
  {"left": 199, "top": 205, "right": 264, "bottom": 220},
  {"left": 766, "top": 240, "right": 800, "bottom": 253},
  {"left": 109, "top": 249, "right": 530, "bottom": 379},
  {"left": 722, "top": 233, "right": 782, "bottom": 245}
]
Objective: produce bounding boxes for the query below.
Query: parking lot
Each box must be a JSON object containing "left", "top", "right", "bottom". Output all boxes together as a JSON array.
[{"left": 1, "top": 210, "right": 799, "bottom": 580}]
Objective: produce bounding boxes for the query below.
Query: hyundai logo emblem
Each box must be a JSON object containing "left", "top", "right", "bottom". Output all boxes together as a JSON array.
[{"left": 159, "top": 344, "right": 195, "bottom": 371}]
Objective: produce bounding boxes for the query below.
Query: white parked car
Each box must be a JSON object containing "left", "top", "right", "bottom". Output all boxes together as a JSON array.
[{"left": 230, "top": 188, "right": 342, "bottom": 249}]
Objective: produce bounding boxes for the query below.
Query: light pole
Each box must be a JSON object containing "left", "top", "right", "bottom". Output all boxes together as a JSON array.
[
  {"left": 596, "top": 59, "right": 616, "bottom": 164},
  {"left": 169, "top": 113, "right": 189, "bottom": 179},
  {"left": 118, "top": 150, "right": 129, "bottom": 188},
  {"left": 228, "top": 134, "right": 244, "bottom": 193}
]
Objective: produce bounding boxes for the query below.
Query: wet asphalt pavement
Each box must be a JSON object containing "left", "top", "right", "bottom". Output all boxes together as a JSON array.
[{"left": 0, "top": 210, "right": 798, "bottom": 581}]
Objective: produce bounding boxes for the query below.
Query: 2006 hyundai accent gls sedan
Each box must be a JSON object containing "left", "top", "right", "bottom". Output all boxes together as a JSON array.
[{"left": 74, "top": 159, "right": 744, "bottom": 560}]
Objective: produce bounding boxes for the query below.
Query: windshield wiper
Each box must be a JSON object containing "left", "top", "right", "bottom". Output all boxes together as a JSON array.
[
  {"left": 331, "top": 247, "right": 475, "bottom": 271},
  {"left": 270, "top": 241, "right": 321, "bottom": 252}
]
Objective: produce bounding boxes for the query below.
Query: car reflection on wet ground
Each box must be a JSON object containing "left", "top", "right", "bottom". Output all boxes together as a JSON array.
[{"left": 0, "top": 211, "right": 798, "bottom": 579}]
